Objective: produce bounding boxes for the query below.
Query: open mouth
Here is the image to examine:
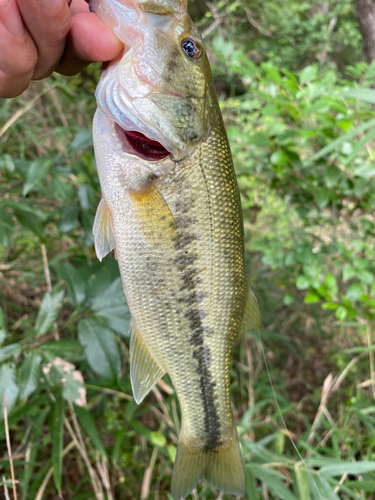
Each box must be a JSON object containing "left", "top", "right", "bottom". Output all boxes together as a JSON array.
[{"left": 122, "top": 130, "right": 171, "bottom": 161}]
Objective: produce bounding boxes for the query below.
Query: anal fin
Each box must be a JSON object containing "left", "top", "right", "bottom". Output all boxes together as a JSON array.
[
  {"left": 240, "top": 281, "right": 263, "bottom": 336},
  {"left": 93, "top": 198, "right": 116, "bottom": 261},
  {"left": 130, "top": 321, "right": 165, "bottom": 404}
]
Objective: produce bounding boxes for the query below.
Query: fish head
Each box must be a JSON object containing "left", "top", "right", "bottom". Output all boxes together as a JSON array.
[{"left": 91, "top": 0, "right": 215, "bottom": 161}]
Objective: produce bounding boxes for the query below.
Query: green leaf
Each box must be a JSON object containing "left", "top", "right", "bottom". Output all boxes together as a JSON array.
[
  {"left": 248, "top": 463, "right": 298, "bottom": 500},
  {"left": 323, "top": 165, "right": 341, "bottom": 188},
  {"left": 0, "top": 307, "right": 6, "bottom": 345},
  {"left": 345, "top": 283, "right": 363, "bottom": 302},
  {"left": 345, "top": 480, "right": 375, "bottom": 491},
  {"left": 22, "top": 158, "right": 51, "bottom": 196},
  {"left": 70, "top": 129, "right": 93, "bottom": 150},
  {"left": 51, "top": 387, "right": 64, "bottom": 495},
  {"left": 23, "top": 406, "right": 50, "bottom": 499},
  {"left": 74, "top": 404, "right": 107, "bottom": 458},
  {"left": 295, "top": 464, "right": 312, "bottom": 500},
  {"left": 34, "top": 290, "right": 64, "bottom": 336},
  {"left": 77, "top": 184, "right": 93, "bottom": 210},
  {"left": 320, "top": 461, "right": 375, "bottom": 476},
  {"left": 91, "top": 278, "right": 130, "bottom": 336},
  {"left": 305, "top": 291, "right": 320, "bottom": 303},
  {"left": 314, "top": 187, "right": 331, "bottom": 209},
  {"left": 0, "top": 343, "right": 21, "bottom": 362},
  {"left": 167, "top": 445, "right": 177, "bottom": 463},
  {"left": 0, "top": 364, "right": 19, "bottom": 419},
  {"left": 343, "top": 88, "right": 375, "bottom": 104},
  {"left": 299, "top": 65, "right": 317, "bottom": 85},
  {"left": 58, "top": 205, "right": 79, "bottom": 234},
  {"left": 307, "top": 117, "right": 375, "bottom": 164},
  {"left": 283, "top": 293, "right": 294, "bottom": 306},
  {"left": 150, "top": 431, "right": 167, "bottom": 448},
  {"left": 0, "top": 208, "right": 14, "bottom": 247},
  {"left": 12, "top": 206, "right": 45, "bottom": 240},
  {"left": 335, "top": 306, "right": 348, "bottom": 321},
  {"left": 78, "top": 318, "right": 121, "bottom": 380},
  {"left": 344, "top": 127, "right": 375, "bottom": 166},
  {"left": 296, "top": 276, "right": 310, "bottom": 290},
  {"left": 354, "top": 163, "right": 375, "bottom": 180},
  {"left": 19, "top": 352, "right": 42, "bottom": 402},
  {"left": 357, "top": 269, "right": 373, "bottom": 285},
  {"left": 58, "top": 262, "right": 87, "bottom": 307}
]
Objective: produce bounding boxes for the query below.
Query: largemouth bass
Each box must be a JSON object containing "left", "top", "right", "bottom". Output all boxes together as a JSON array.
[{"left": 90, "top": 0, "right": 262, "bottom": 497}]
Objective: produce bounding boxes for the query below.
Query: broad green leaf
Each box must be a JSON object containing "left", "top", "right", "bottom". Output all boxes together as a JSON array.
[
  {"left": 345, "top": 283, "right": 363, "bottom": 302},
  {"left": 335, "top": 306, "right": 348, "bottom": 321},
  {"left": 305, "top": 291, "right": 320, "bottom": 303},
  {"left": 78, "top": 184, "right": 94, "bottom": 210},
  {"left": 12, "top": 206, "right": 45, "bottom": 240},
  {"left": 150, "top": 431, "right": 167, "bottom": 448},
  {"left": 40, "top": 340, "right": 84, "bottom": 363},
  {"left": 58, "top": 262, "right": 87, "bottom": 307},
  {"left": 0, "top": 208, "right": 14, "bottom": 247},
  {"left": 34, "top": 290, "right": 64, "bottom": 336},
  {"left": 19, "top": 352, "right": 42, "bottom": 402},
  {"left": 23, "top": 406, "right": 50, "bottom": 499},
  {"left": 300, "top": 65, "right": 317, "bottom": 85},
  {"left": 167, "top": 445, "right": 177, "bottom": 463},
  {"left": 0, "top": 364, "right": 19, "bottom": 419},
  {"left": 354, "top": 163, "right": 375, "bottom": 179},
  {"left": 51, "top": 387, "right": 63, "bottom": 495},
  {"left": 78, "top": 318, "right": 121, "bottom": 380},
  {"left": 22, "top": 158, "right": 51, "bottom": 196},
  {"left": 357, "top": 269, "right": 373, "bottom": 285},
  {"left": 91, "top": 278, "right": 130, "bottom": 336},
  {"left": 248, "top": 463, "right": 298, "bottom": 500},
  {"left": 314, "top": 187, "right": 331, "bottom": 209},
  {"left": 323, "top": 165, "right": 341, "bottom": 188},
  {"left": 0, "top": 343, "right": 21, "bottom": 362},
  {"left": 41, "top": 353, "right": 86, "bottom": 405},
  {"left": 74, "top": 404, "right": 107, "bottom": 458},
  {"left": 70, "top": 129, "right": 93, "bottom": 150},
  {"left": 320, "top": 461, "right": 375, "bottom": 476},
  {"left": 310, "top": 474, "right": 340, "bottom": 500},
  {"left": 0, "top": 307, "right": 6, "bottom": 345},
  {"left": 0, "top": 153, "right": 15, "bottom": 172},
  {"left": 58, "top": 205, "right": 79, "bottom": 233},
  {"left": 343, "top": 88, "right": 375, "bottom": 104}
]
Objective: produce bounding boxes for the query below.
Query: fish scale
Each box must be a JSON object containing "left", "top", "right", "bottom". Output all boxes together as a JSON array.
[{"left": 90, "top": 0, "right": 262, "bottom": 497}]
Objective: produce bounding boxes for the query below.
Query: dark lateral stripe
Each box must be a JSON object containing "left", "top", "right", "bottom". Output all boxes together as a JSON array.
[{"left": 174, "top": 200, "right": 221, "bottom": 448}]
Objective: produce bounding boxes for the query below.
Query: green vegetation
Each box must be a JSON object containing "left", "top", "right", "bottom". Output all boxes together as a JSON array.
[{"left": 1, "top": 3, "right": 375, "bottom": 499}]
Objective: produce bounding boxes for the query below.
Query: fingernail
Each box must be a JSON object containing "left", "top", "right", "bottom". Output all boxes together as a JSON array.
[
  {"left": 0, "top": 0, "right": 25, "bottom": 37},
  {"left": 37, "top": 0, "right": 61, "bottom": 8}
]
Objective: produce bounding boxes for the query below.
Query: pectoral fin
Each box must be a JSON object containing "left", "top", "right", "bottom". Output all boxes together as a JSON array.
[
  {"left": 93, "top": 198, "right": 116, "bottom": 262},
  {"left": 240, "top": 281, "right": 263, "bottom": 335},
  {"left": 129, "top": 179, "right": 177, "bottom": 245},
  {"left": 130, "top": 321, "right": 165, "bottom": 404}
]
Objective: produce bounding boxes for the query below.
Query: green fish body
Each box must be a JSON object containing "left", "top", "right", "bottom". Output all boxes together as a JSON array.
[{"left": 91, "top": 0, "right": 262, "bottom": 497}]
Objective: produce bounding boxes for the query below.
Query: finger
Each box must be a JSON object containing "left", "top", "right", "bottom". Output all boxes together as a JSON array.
[
  {"left": 56, "top": 12, "right": 123, "bottom": 76},
  {"left": 16, "top": 0, "right": 72, "bottom": 80},
  {"left": 0, "top": 0, "right": 38, "bottom": 98},
  {"left": 69, "top": 0, "right": 89, "bottom": 15}
]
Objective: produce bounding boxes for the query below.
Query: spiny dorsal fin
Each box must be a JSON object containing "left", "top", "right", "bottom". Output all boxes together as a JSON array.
[
  {"left": 240, "top": 281, "right": 263, "bottom": 335},
  {"left": 93, "top": 198, "right": 116, "bottom": 262},
  {"left": 130, "top": 321, "right": 165, "bottom": 404}
]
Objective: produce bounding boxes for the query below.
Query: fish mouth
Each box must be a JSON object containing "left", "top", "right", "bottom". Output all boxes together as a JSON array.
[{"left": 117, "top": 126, "right": 172, "bottom": 161}]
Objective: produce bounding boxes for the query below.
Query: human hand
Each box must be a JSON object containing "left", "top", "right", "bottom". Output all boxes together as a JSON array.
[{"left": 0, "top": 0, "right": 124, "bottom": 98}]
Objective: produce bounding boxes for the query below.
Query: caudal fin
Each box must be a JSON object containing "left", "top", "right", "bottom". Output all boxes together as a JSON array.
[{"left": 171, "top": 432, "right": 246, "bottom": 499}]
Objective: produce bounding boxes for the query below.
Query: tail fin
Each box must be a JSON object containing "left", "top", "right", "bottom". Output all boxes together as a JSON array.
[{"left": 171, "top": 431, "right": 246, "bottom": 499}]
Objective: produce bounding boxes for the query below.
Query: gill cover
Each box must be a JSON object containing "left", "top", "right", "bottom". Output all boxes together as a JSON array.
[{"left": 90, "top": 0, "right": 214, "bottom": 159}]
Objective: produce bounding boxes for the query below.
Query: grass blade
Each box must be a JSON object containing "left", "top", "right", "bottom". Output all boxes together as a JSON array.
[{"left": 50, "top": 388, "right": 64, "bottom": 495}]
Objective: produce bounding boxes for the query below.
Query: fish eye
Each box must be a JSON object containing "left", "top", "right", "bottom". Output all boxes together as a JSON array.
[{"left": 181, "top": 38, "right": 202, "bottom": 59}]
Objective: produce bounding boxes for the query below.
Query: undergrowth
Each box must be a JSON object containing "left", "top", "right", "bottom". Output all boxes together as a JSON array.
[{"left": 1, "top": 35, "right": 375, "bottom": 500}]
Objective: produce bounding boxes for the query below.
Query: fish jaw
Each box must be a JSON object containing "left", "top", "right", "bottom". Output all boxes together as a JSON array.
[{"left": 92, "top": 0, "right": 215, "bottom": 160}]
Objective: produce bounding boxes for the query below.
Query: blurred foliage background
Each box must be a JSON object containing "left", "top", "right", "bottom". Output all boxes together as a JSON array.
[{"left": 1, "top": 0, "right": 375, "bottom": 499}]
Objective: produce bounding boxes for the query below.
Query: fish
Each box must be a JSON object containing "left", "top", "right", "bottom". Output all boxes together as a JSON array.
[{"left": 90, "top": 0, "right": 262, "bottom": 497}]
